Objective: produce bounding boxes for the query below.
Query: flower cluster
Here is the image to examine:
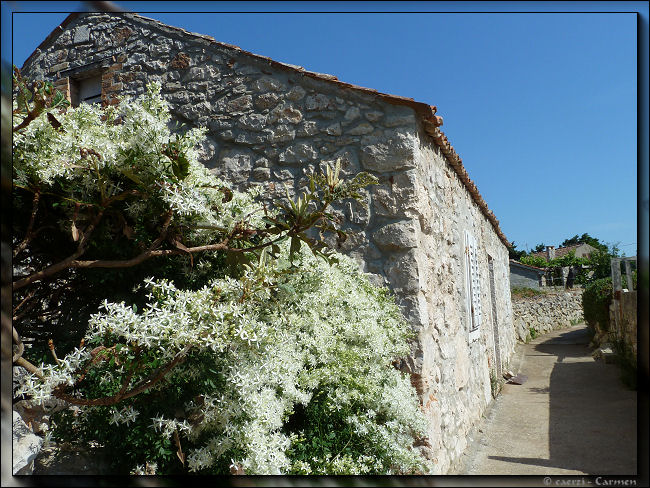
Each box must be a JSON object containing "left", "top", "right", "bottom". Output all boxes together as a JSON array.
[{"left": 13, "top": 81, "right": 264, "bottom": 247}]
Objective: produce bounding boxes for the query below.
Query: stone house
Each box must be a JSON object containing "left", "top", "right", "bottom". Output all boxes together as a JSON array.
[
  {"left": 530, "top": 243, "right": 597, "bottom": 287},
  {"left": 20, "top": 12, "right": 516, "bottom": 474},
  {"left": 509, "top": 259, "right": 546, "bottom": 289},
  {"left": 530, "top": 243, "right": 597, "bottom": 261}
]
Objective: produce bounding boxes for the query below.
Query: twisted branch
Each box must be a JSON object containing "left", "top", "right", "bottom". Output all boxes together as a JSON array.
[{"left": 52, "top": 344, "right": 192, "bottom": 406}]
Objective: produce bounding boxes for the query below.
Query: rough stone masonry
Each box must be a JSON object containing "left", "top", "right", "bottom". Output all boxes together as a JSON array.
[
  {"left": 20, "top": 12, "right": 517, "bottom": 474},
  {"left": 511, "top": 290, "right": 584, "bottom": 342}
]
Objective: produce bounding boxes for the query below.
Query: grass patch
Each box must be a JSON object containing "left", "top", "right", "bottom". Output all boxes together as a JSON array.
[
  {"left": 511, "top": 287, "right": 546, "bottom": 298},
  {"left": 490, "top": 370, "right": 502, "bottom": 398}
]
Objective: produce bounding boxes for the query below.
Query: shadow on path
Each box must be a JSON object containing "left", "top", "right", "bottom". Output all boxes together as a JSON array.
[{"left": 488, "top": 326, "right": 637, "bottom": 475}]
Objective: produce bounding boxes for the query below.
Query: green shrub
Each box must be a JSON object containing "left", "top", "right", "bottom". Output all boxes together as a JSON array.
[
  {"left": 582, "top": 278, "right": 613, "bottom": 331},
  {"left": 612, "top": 339, "right": 637, "bottom": 390}
]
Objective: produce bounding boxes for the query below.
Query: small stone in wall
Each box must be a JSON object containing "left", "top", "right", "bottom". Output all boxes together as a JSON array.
[
  {"left": 234, "top": 64, "right": 260, "bottom": 75},
  {"left": 218, "top": 130, "right": 235, "bottom": 141},
  {"left": 251, "top": 167, "right": 271, "bottom": 181},
  {"left": 305, "top": 93, "right": 331, "bottom": 111},
  {"left": 13, "top": 410, "right": 43, "bottom": 475},
  {"left": 278, "top": 143, "right": 318, "bottom": 165},
  {"left": 235, "top": 132, "right": 267, "bottom": 145},
  {"left": 384, "top": 250, "right": 421, "bottom": 295},
  {"left": 360, "top": 130, "right": 416, "bottom": 172},
  {"left": 268, "top": 104, "right": 303, "bottom": 124},
  {"left": 254, "top": 93, "right": 280, "bottom": 110},
  {"left": 216, "top": 148, "right": 253, "bottom": 183},
  {"left": 365, "top": 111, "right": 384, "bottom": 122},
  {"left": 384, "top": 114, "right": 416, "bottom": 127},
  {"left": 252, "top": 76, "right": 285, "bottom": 92},
  {"left": 319, "top": 144, "right": 336, "bottom": 155},
  {"left": 197, "top": 136, "right": 219, "bottom": 161},
  {"left": 286, "top": 85, "right": 306, "bottom": 101},
  {"left": 272, "top": 168, "right": 295, "bottom": 181},
  {"left": 185, "top": 66, "right": 208, "bottom": 81},
  {"left": 347, "top": 122, "right": 374, "bottom": 135},
  {"left": 333, "top": 137, "right": 357, "bottom": 147},
  {"left": 344, "top": 106, "right": 361, "bottom": 121},
  {"left": 169, "top": 52, "right": 191, "bottom": 70},
  {"left": 316, "top": 110, "right": 340, "bottom": 120},
  {"left": 372, "top": 219, "right": 419, "bottom": 251},
  {"left": 297, "top": 120, "right": 319, "bottom": 136},
  {"left": 324, "top": 122, "right": 342, "bottom": 136},
  {"left": 264, "top": 124, "right": 296, "bottom": 143},
  {"left": 73, "top": 26, "right": 91, "bottom": 44},
  {"left": 238, "top": 113, "right": 268, "bottom": 131},
  {"left": 254, "top": 156, "right": 270, "bottom": 168},
  {"left": 227, "top": 95, "right": 253, "bottom": 113}
]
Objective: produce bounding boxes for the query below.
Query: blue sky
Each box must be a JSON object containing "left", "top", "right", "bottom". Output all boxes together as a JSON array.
[{"left": 3, "top": 1, "right": 648, "bottom": 258}]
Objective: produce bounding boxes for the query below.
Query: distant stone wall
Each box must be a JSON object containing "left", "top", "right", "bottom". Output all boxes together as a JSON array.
[{"left": 512, "top": 289, "right": 584, "bottom": 342}]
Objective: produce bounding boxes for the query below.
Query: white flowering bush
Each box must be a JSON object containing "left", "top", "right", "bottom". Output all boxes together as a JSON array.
[
  {"left": 19, "top": 247, "right": 429, "bottom": 474},
  {"left": 13, "top": 75, "right": 263, "bottom": 252},
  {"left": 12, "top": 70, "right": 431, "bottom": 475}
]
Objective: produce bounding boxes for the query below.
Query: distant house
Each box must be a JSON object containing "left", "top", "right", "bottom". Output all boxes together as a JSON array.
[
  {"left": 509, "top": 260, "right": 546, "bottom": 289},
  {"left": 528, "top": 243, "right": 597, "bottom": 287},
  {"left": 530, "top": 243, "right": 597, "bottom": 261}
]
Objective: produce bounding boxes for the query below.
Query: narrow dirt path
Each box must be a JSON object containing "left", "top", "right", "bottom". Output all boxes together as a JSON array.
[{"left": 453, "top": 323, "right": 637, "bottom": 475}]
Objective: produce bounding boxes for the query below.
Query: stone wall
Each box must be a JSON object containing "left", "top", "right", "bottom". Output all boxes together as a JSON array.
[
  {"left": 21, "top": 12, "right": 515, "bottom": 474},
  {"left": 399, "top": 128, "right": 516, "bottom": 473},
  {"left": 512, "top": 289, "right": 584, "bottom": 342}
]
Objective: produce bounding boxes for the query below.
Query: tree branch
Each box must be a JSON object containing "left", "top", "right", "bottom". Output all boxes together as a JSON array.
[
  {"left": 13, "top": 207, "right": 105, "bottom": 290},
  {"left": 52, "top": 344, "right": 192, "bottom": 406},
  {"left": 13, "top": 247, "right": 86, "bottom": 291},
  {"left": 14, "top": 357, "right": 44, "bottom": 379},
  {"left": 11, "top": 204, "right": 312, "bottom": 290},
  {"left": 12, "top": 289, "right": 36, "bottom": 316},
  {"left": 13, "top": 108, "right": 42, "bottom": 133}
]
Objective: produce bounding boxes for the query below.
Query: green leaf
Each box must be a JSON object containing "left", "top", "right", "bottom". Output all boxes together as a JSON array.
[
  {"left": 53, "top": 91, "right": 65, "bottom": 107},
  {"left": 117, "top": 167, "right": 143, "bottom": 185},
  {"left": 171, "top": 153, "right": 190, "bottom": 180},
  {"left": 289, "top": 236, "right": 301, "bottom": 263}
]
